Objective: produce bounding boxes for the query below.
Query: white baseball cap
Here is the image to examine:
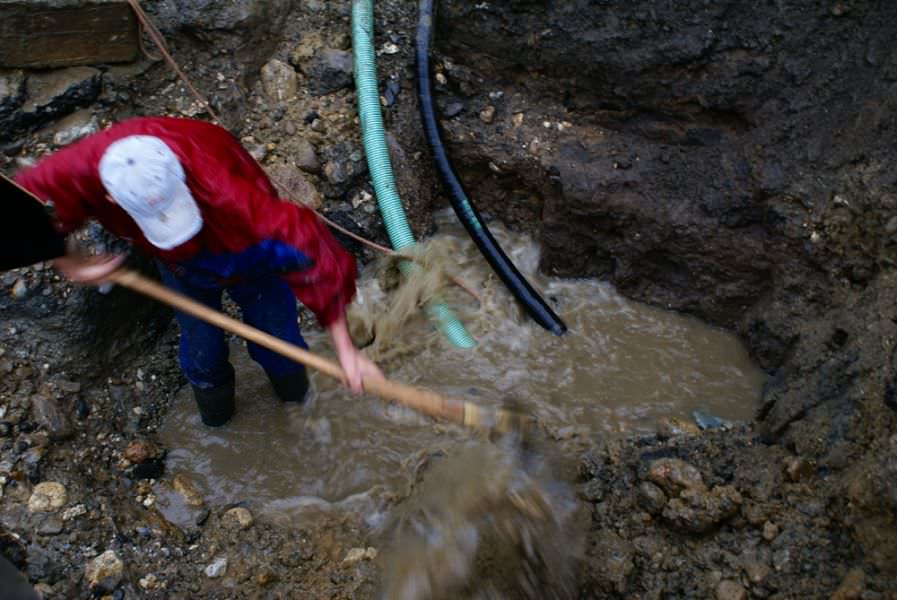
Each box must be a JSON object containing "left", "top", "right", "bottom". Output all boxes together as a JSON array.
[{"left": 99, "top": 135, "right": 203, "bottom": 250}]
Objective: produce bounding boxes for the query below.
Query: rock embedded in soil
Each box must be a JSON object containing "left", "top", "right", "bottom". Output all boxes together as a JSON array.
[
  {"left": 265, "top": 161, "right": 321, "bottom": 209},
  {"left": 306, "top": 48, "right": 353, "bottom": 95},
  {"left": 85, "top": 550, "right": 124, "bottom": 592},
  {"left": 647, "top": 458, "right": 706, "bottom": 495},
  {"left": 28, "top": 481, "right": 67, "bottom": 512},
  {"left": 715, "top": 579, "right": 748, "bottom": 600},
  {"left": 293, "top": 137, "right": 321, "bottom": 174},
  {"left": 255, "top": 567, "right": 276, "bottom": 587},
  {"left": 637, "top": 481, "right": 667, "bottom": 515},
  {"left": 783, "top": 456, "right": 814, "bottom": 482},
  {"left": 123, "top": 439, "right": 158, "bottom": 464},
  {"left": 656, "top": 417, "right": 701, "bottom": 438},
  {"left": 742, "top": 557, "right": 771, "bottom": 585},
  {"left": 222, "top": 506, "right": 253, "bottom": 530},
  {"left": 204, "top": 556, "right": 228, "bottom": 578},
  {"left": 37, "top": 515, "right": 64, "bottom": 536},
  {"left": 61, "top": 504, "right": 86, "bottom": 521},
  {"left": 342, "top": 546, "right": 377, "bottom": 565},
  {"left": 661, "top": 485, "right": 743, "bottom": 533},
  {"left": 172, "top": 473, "right": 204, "bottom": 507},
  {"left": 260, "top": 58, "right": 298, "bottom": 102},
  {"left": 30, "top": 394, "right": 73, "bottom": 440}
]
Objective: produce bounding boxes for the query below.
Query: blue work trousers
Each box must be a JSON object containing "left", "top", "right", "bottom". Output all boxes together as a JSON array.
[{"left": 158, "top": 264, "right": 308, "bottom": 389}]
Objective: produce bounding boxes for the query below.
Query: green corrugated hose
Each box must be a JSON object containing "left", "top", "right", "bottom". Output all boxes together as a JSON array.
[{"left": 352, "top": 0, "right": 476, "bottom": 348}]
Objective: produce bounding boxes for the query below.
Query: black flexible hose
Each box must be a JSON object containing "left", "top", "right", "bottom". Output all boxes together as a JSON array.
[{"left": 415, "top": 0, "right": 567, "bottom": 336}]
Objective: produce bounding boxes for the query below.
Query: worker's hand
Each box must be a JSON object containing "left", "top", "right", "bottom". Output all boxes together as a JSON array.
[
  {"left": 51, "top": 253, "right": 125, "bottom": 284},
  {"left": 328, "top": 316, "right": 384, "bottom": 393}
]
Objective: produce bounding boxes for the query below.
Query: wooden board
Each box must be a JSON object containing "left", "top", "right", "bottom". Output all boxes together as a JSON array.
[{"left": 0, "top": 1, "right": 138, "bottom": 69}]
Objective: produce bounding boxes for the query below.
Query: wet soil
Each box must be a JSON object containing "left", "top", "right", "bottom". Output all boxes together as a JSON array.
[{"left": 1, "top": 0, "right": 896, "bottom": 598}]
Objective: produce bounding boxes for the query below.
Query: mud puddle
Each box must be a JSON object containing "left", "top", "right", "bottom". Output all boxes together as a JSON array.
[{"left": 157, "top": 213, "right": 765, "bottom": 528}]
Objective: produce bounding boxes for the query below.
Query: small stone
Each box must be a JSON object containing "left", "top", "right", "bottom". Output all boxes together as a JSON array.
[
  {"left": 37, "top": 515, "right": 64, "bottom": 535},
  {"left": 743, "top": 560, "right": 770, "bottom": 584},
  {"left": 52, "top": 111, "right": 99, "bottom": 146},
  {"left": 637, "top": 481, "right": 668, "bottom": 515},
  {"left": 205, "top": 556, "right": 228, "bottom": 578},
  {"left": 885, "top": 216, "right": 897, "bottom": 234},
  {"left": 715, "top": 579, "right": 747, "bottom": 600},
  {"left": 783, "top": 456, "right": 813, "bottom": 482},
  {"left": 248, "top": 144, "right": 268, "bottom": 162},
  {"left": 342, "top": 546, "right": 377, "bottom": 565},
  {"left": 762, "top": 520, "right": 779, "bottom": 541},
  {"left": 260, "top": 59, "right": 298, "bottom": 102},
  {"left": 647, "top": 458, "right": 706, "bottom": 496},
  {"left": 123, "top": 440, "right": 157, "bottom": 464},
  {"left": 289, "top": 31, "right": 324, "bottom": 67},
  {"left": 139, "top": 573, "right": 159, "bottom": 590},
  {"left": 30, "top": 394, "right": 73, "bottom": 440},
  {"left": 306, "top": 48, "right": 353, "bottom": 95},
  {"left": 173, "top": 473, "right": 204, "bottom": 507},
  {"left": 324, "top": 160, "right": 348, "bottom": 185},
  {"left": 265, "top": 162, "right": 321, "bottom": 209},
  {"left": 380, "top": 42, "right": 399, "bottom": 55},
  {"left": 512, "top": 112, "right": 525, "bottom": 126},
  {"left": 284, "top": 121, "right": 297, "bottom": 136},
  {"left": 223, "top": 506, "right": 253, "bottom": 530},
  {"left": 62, "top": 504, "right": 86, "bottom": 521},
  {"left": 443, "top": 102, "right": 464, "bottom": 118},
  {"left": 11, "top": 279, "right": 27, "bottom": 299},
  {"left": 435, "top": 72, "right": 447, "bottom": 85},
  {"left": 255, "top": 567, "right": 276, "bottom": 587},
  {"left": 86, "top": 550, "right": 124, "bottom": 591},
  {"left": 56, "top": 380, "right": 80, "bottom": 393},
  {"left": 294, "top": 138, "right": 320, "bottom": 174},
  {"left": 479, "top": 105, "right": 496, "bottom": 124},
  {"left": 656, "top": 417, "right": 701, "bottom": 439},
  {"left": 772, "top": 547, "right": 791, "bottom": 572},
  {"left": 692, "top": 410, "right": 727, "bottom": 430},
  {"left": 831, "top": 568, "right": 865, "bottom": 600},
  {"left": 528, "top": 137, "right": 542, "bottom": 155},
  {"left": 28, "top": 481, "right": 67, "bottom": 512}
]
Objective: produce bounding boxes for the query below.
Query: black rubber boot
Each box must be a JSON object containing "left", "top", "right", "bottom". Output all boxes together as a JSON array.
[
  {"left": 191, "top": 365, "right": 236, "bottom": 427},
  {"left": 267, "top": 369, "right": 310, "bottom": 404}
]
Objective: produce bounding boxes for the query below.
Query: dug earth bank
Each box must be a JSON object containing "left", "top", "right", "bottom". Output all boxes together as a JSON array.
[{"left": 0, "top": 0, "right": 895, "bottom": 597}]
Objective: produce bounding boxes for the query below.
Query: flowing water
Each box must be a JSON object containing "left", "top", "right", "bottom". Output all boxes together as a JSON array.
[{"left": 157, "top": 213, "right": 766, "bottom": 595}]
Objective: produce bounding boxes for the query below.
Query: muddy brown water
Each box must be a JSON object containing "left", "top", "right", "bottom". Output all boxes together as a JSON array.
[{"left": 157, "top": 214, "right": 765, "bottom": 530}]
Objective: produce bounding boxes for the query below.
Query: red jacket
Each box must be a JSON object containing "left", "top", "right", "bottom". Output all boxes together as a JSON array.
[{"left": 15, "top": 116, "right": 356, "bottom": 326}]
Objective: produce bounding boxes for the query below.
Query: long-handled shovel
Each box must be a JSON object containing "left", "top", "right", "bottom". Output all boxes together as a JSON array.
[{"left": 109, "top": 268, "right": 531, "bottom": 434}]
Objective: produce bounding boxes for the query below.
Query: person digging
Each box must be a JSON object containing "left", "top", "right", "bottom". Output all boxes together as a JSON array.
[{"left": 14, "top": 116, "right": 384, "bottom": 426}]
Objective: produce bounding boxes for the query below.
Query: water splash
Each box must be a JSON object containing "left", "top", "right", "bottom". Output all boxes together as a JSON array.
[{"left": 378, "top": 437, "right": 581, "bottom": 599}]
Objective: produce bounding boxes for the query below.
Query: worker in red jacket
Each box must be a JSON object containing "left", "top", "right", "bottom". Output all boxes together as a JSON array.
[{"left": 14, "top": 116, "right": 383, "bottom": 426}]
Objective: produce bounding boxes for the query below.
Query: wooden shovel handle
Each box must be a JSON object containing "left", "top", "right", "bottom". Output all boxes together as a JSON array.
[{"left": 109, "top": 269, "right": 528, "bottom": 433}]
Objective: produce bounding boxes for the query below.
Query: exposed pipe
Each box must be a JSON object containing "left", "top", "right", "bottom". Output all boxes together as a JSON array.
[
  {"left": 352, "top": 0, "right": 476, "bottom": 348},
  {"left": 415, "top": 0, "right": 567, "bottom": 336}
]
